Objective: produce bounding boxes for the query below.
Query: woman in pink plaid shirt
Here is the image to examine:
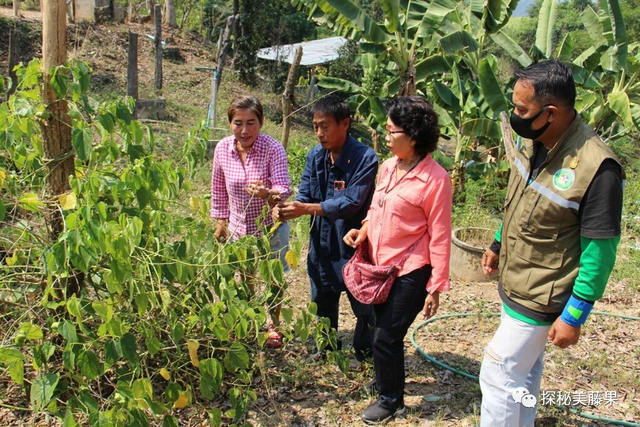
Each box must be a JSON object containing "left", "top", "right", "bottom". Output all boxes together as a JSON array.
[{"left": 210, "top": 95, "right": 292, "bottom": 347}]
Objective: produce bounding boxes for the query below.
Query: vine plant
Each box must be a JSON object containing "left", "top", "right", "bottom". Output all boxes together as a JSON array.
[{"left": 0, "top": 60, "right": 342, "bottom": 426}]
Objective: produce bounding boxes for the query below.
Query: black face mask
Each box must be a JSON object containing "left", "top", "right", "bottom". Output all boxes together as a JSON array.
[{"left": 510, "top": 105, "right": 551, "bottom": 140}]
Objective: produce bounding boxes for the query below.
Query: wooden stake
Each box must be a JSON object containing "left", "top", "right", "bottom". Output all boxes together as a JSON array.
[
  {"left": 281, "top": 46, "right": 303, "bottom": 150},
  {"left": 154, "top": 4, "right": 163, "bottom": 90},
  {"left": 8, "top": 24, "right": 20, "bottom": 98},
  {"left": 127, "top": 31, "right": 139, "bottom": 101}
]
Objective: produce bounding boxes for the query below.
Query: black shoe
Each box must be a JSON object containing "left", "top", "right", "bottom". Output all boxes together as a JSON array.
[{"left": 361, "top": 402, "right": 406, "bottom": 424}]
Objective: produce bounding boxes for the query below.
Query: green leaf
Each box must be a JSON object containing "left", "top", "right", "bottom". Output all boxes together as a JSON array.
[
  {"left": 62, "top": 347, "right": 76, "bottom": 371},
  {"left": 209, "top": 408, "right": 222, "bottom": 427},
  {"left": 324, "top": 0, "right": 389, "bottom": 43},
  {"left": 171, "top": 322, "right": 185, "bottom": 344},
  {"left": 439, "top": 31, "right": 479, "bottom": 53},
  {"left": 0, "top": 200, "right": 5, "bottom": 222},
  {"left": 224, "top": 342, "right": 250, "bottom": 372},
  {"left": 97, "top": 113, "right": 115, "bottom": 134},
  {"left": 433, "top": 81, "right": 461, "bottom": 110},
  {"left": 490, "top": 31, "right": 532, "bottom": 67},
  {"left": 162, "top": 416, "right": 179, "bottom": 427},
  {"left": 556, "top": 33, "right": 574, "bottom": 60},
  {"left": 535, "top": 0, "right": 557, "bottom": 58},
  {"left": 116, "top": 103, "right": 132, "bottom": 124},
  {"left": 92, "top": 300, "right": 113, "bottom": 322},
  {"left": 120, "top": 332, "right": 140, "bottom": 365},
  {"left": 30, "top": 372, "right": 60, "bottom": 411},
  {"left": 72, "top": 126, "right": 92, "bottom": 162},
  {"left": 607, "top": 91, "right": 633, "bottom": 127},
  {"left": 166, "top": 383, "right": 184, "bottom": 404},
  {"left": 478, "top": 58, "right": 509, "bottom": 114},
  {"left": 78, "top": 350, "right": 102, "bottom": 380},
  {"left": 0, "top": 348, "right": 24, "bottom": 384},
  {"left": 199, "top": 358, "right": 223, "bottom": 399},
  {"left": 129, "top": 409, "right": 149, "bottom": 427},
  {"left": 132, "top": 378, "right": 153, "bottom": 400},
  {"left": 104, "top": 339, "right": 121, "bottom": 367},
  {"left": 581, "top": 6, "right": 604, "bottom": 45},
  {"left": 378, "top": 0, "right": 399, "bottom": 33},
  {"left": 136, "top": 187, "right": 151, "bottom": 209},
  {"left": 66, "top": 295, "right": 83, "bottom": 320},
  {"left": 317, "top": 76, "right": 361, "bottom": 93},
  {"left": 18, "top": 192, "right": 43, "bottom": 212},
  {"left": 60, "top": 321, "right": 79, "bottom": 343},
  {"left": 33, "top": 342, "right": 56, "bottom": 369},
  {"left": 63, "top": 409, "right": 78, "bottom": 427},
  {"left": 51, "top": 68, "right": 69, "bottom": 98},
  {"left": 15, "top": 322, "right": 43, "bottom": 344},
  {"left": 461, "top": 118, "right": 501, "bottom": 139}
]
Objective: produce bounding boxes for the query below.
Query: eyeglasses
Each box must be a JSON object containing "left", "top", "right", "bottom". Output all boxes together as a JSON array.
[{"left": 385, "top": 127, "right": 404, "bottom": 136}]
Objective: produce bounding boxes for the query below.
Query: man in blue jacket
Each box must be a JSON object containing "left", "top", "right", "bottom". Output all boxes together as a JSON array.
[{"left": 274, "top": 96, "right": 378, "bottom": 360}]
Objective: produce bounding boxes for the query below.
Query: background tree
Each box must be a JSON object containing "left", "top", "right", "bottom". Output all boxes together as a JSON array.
[{"left": 165, "top": 0, "right": 177, "bottom": 27}]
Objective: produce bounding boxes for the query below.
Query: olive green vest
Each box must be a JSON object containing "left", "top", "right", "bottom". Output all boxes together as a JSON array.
[{"left": 499, "top": 114, "right": 623, "bottom": 315}]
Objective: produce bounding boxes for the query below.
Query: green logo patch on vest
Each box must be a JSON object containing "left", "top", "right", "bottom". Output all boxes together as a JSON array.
[{"left": 553, "top": 168, "right": 575, "bottom": 191}]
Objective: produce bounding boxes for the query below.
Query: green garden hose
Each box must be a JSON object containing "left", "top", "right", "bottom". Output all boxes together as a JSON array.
[{"left": 410, "top": 311, "right": 640, "bottom": 427}]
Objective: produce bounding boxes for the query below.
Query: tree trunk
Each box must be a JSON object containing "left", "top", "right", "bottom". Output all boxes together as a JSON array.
[
  {"left": 281, "top": 46, "right": 303, "bottom": 150},
  {"left": 42, "top": 0, "right": 80, "bottom": 295},
  {"left": 8, "top": 23, "right": 20, "bottom": 99},
  {"left": 13, "top": 0, "right": 20, "bottom": 17},
  {"left": 165, "top": 0, "right": 176, "bottom": 27},
  {"left": 207, "top": 14, "right": 235, "bottom": 128},
  {"left": 400, "top": 55, "right": 417, "bottom": 96},
  {"left": 154, "top": 5, "right": 163, "bottom": 90},
  {"left": 231, "top": 0, "right": 239, "bottom": 63}
]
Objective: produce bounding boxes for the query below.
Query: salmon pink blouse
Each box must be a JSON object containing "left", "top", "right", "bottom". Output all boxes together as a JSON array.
[{"left": 364, "top": 154, "right": 452, "bottom": 293}]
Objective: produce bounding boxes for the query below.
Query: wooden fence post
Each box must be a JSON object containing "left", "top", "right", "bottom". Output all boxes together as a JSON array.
[
  {"left": 281, "top": 46, "right": 303, "bottom": 150},
  {"left": 154, "top": 4, "right": 163, "bottom": 90},
  {"left": 8, "top": 23, "right": 20, "bottom": 98}
]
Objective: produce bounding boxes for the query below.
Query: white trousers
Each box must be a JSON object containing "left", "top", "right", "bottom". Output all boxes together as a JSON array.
[{"left": 479, "top": 309, "right": 552, "bottom": 427}]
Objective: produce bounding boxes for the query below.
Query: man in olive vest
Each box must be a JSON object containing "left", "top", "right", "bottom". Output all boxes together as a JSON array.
[{"left": 479, "top": 60, "right": 624, "bottom": 426}]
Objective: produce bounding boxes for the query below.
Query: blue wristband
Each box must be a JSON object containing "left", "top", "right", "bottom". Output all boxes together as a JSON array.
[{"left": 560, "top": 295, "right": 594, "bottom": 327}]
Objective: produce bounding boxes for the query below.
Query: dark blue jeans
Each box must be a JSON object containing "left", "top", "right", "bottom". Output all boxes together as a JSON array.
[
  {"left": 310, "top": 279, "right": 374, "bottom": 358},
  {"left": 373, "top": 264, "right": 432, "bottom": 410}
]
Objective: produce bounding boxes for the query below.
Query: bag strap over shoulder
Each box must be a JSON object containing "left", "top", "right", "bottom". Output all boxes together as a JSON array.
[{"left": 396, "top": 233, "right": 425, "bottom": 268}]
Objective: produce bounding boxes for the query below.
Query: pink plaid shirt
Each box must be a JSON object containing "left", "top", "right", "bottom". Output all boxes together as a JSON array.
[{"left": 210, "top": 133, "right": 291, "bottom": 239}]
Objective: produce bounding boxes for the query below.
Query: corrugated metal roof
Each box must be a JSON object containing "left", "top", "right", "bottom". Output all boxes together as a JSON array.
[{"left": 256, "top": 37, "right": 349, "bottom": 66}]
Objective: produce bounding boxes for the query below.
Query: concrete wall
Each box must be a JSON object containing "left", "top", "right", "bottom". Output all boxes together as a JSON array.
[
  {"left": 73, "top": 0, "right": 95, "bottom": 21},
  {"left": 73, "top": 0, "right": 113, "bottom": 21}
]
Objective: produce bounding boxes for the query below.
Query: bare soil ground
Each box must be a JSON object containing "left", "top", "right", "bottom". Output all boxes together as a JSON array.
[{"left": 246, "top": 256, "right": 639, "bottom": 427}]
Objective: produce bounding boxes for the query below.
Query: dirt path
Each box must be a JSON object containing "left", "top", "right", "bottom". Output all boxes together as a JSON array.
[{"left": 0, "top": 5, "right": 43, "bottom": 21}]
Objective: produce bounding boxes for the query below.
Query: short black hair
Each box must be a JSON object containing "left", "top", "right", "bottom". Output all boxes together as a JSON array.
[
  {"left": 311, "top": 95, "right": 351, "bottom": 124},
  {"left": 386, "top": 96, "right": 440, "bottom": 156},
  {"left": 514, "top": 60, "right": 576, "bottom": 109}
]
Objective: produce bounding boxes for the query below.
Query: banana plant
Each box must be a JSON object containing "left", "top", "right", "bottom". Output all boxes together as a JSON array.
[
  {"left": 294, "top": 0, "right": 517, "bottom": 182},
  {"left": 292, "top": 0, "right": 464, "bottom": 96},
  {"left": 496, "top": 0, "right": 640, "bottom": 140}
]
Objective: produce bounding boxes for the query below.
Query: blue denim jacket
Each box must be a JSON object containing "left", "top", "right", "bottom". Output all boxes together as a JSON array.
[{"left": 296, "top": 134, "right": 378, "bottom": 292}]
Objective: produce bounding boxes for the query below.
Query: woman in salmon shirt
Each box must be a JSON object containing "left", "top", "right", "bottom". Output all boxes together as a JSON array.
[{"left": 344, "top": 96, "right": 452, "bottom": 424}]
